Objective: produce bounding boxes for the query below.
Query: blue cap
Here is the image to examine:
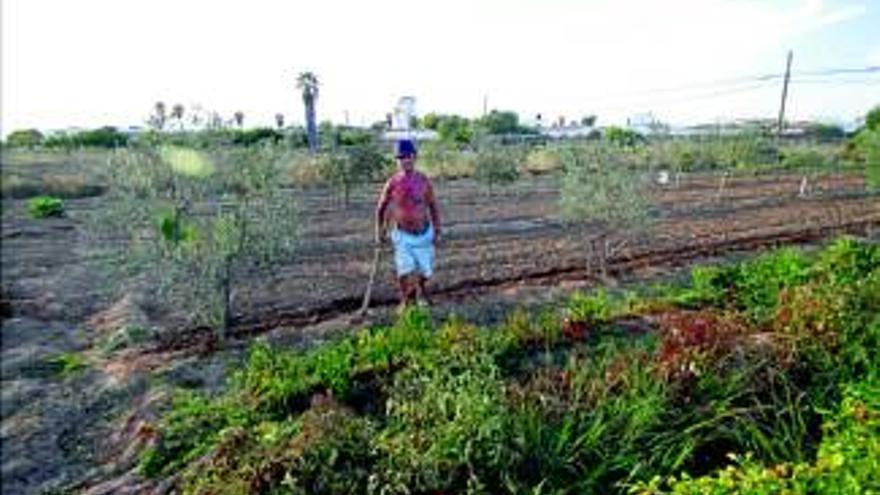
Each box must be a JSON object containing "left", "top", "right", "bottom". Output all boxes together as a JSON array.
[{"left": 395, "top": 139, "right": 417, "bottom": 158}]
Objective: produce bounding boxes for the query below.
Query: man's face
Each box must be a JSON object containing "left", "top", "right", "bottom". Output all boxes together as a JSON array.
[{"left": 397, "top": 153, "right": 416, "bottom": 172}]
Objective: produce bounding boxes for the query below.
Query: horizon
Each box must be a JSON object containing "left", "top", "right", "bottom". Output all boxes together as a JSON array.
[{"left": 2, "top": 0, "right": 879, "bottom": 137}]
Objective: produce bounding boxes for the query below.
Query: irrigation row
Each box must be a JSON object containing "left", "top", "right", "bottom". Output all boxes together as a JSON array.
[{"left": 150, "top": 215, "right": 880, "bottom": 355}]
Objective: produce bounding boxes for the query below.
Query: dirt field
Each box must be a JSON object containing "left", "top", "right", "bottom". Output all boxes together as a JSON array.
[{"left": 2, "top": 168, "right": 879, "bottom": 494}]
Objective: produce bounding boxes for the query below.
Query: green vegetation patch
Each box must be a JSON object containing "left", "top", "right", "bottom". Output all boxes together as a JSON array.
[
  {"left": 160, "top": 146, "right": 215, "bottom": 178},
  {"left": 141, "top": 238, "right": 880, "bottom": 494},
  {"left": 27, "top": 195, "right": 65, "bottom": 218}
]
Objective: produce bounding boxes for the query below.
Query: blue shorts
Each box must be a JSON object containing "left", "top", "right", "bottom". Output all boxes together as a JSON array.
[{"left": 391, "top": 224, "right": 435, "bottom": 278}]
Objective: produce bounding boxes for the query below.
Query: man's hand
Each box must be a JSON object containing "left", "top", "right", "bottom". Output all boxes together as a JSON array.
[{"left": 375, "top": 227, "right": 388, "bottom": 246}]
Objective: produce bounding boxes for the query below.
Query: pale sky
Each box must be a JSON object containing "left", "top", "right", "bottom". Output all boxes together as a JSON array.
[{"left": 2, "top": 0, "right": 879, "bottom": 136}]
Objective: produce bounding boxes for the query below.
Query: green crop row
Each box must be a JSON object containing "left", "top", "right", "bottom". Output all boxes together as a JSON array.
[{"left": 140, "top": 237, "right": 879, "bottom": 494}]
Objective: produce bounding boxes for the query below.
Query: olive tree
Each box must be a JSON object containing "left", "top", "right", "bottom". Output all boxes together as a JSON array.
[
  {"left": 559, "top": 145, "right": 651, "bottom": 278},
  {"left": 95, "top": 144, "right": 299, "bottom": 339},
  {"left": 474, "top": 145, "right": 523, "bottom": 194},
  {"left": 320, "top": 143, "right": 390, "bottom": 206}
]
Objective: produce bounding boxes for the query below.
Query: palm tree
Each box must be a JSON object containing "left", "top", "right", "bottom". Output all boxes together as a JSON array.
[
  {"left": 296, "top": 72, "right": 319, "bottom": 153},
  {"left": 233, "top": 111, "right": 245, "bottom": 128},
  {"left": 275, "top": 113, "right": 285, "bottom": 130},
  {"left": 171, "top": 104, "right": 185, "bottom": 130},
  {"left": 150, "top": 101, "right": 167, "bottom": 131}
]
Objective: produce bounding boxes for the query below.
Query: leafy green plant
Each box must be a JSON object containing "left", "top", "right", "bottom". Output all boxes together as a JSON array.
[
  {"left": 320, "top": 143, "right": 390, "bottom": 205},
  {"left": 633, "top": 379, "right": 880, "bottom": 495},
  {"left": 140, "top": 240, "right": 880, "bottom": 495},
  {"left": 95, "top": 145, "right": 299, "bottom": 336},
  {"left": 140, "top": 393, "right": 248, "bottom": 478},
  {"left": 6, "top": 128, "right": 44, "bottom": 148},
  {"left": 605, "top": 127, "right": 645, "bottom": 148},
  {"left": 46, "top": 352, "right": 87, "bottom": 378},
  {"left": 474, "top": 144, "right": 523, "bottom": 193},
  {"left": 559, "top": 145, "right": 651, "bottom": 277},
  {"left": 780, "top": 148, "right": 830, "bottom": 169},
  {"left": 372, "top": 352, "right": 516, "bottom": 493},
  {"left": 180, "top": 400, "right": 378, "bottom": 495},
  {"left": 728, "top": 248, "right": 810, "bottom": 323},
  {"left": 100, "top": 325, "right": 153, "bottom": 355},
  {"left": 27, "top": 195, "right": 65, "bottom": 218},
  {"left": 856, "top": 128, "right": 880, "bottom": 190}
]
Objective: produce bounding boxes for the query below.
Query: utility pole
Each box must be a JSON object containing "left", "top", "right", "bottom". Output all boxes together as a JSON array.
[{"left": 776, "top": 50, "right": 793, "bottom": 138}]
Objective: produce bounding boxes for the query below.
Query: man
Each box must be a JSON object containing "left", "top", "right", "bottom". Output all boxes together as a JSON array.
[{"left": 375, "top": 139, "right": 442, "bottom": 308}]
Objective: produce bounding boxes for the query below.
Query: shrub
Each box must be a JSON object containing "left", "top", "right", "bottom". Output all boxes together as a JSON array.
[
  {"left": 96, "top": 146, "right": 300, "bottom": 335},
  {"left": 523, "top": 147, "right": 563, "bottom": 174},
  {"left": 417, "top": 143, "right": 476, "bottom": 179},
  {"left": 372, "top": 353, "right": 517, "bottom": 493},
  {"left": 229, "top": 127, "right": 283, "bottom": 146},
  {"left": 5, "top": 129, "right": 44, "bottom": 148},
  {"left": 44, "top": 126, "right": 129, "bottom": 148},
  {"left": 27, "top": 195, "right": 65, "bottom": 218},
  {"left": 728, "top": 248, "right": 811, "bottom": 323},
  {"left": 633, "top": 379, "right": 880, "bottom": 494},
  {"left": 853, "top": 129, "right": 880, "bottom": 189},
  {"left": 780, "top": 148, "right": 830, "bottom": 169},
  {"left": 605, "top": 127, "right": 645, "bottom": 147},
  {"left": 320, "top": 143, "right": 389, "bottom": 205},
  {"left": 180, "top": 400, "right": 378, "bottom": 495},
  {"left": 559, "top": 145, "right": 651, "bottom": 275},
  {"left": 474, "top": 145, "right": 523, "bottom": 192}
]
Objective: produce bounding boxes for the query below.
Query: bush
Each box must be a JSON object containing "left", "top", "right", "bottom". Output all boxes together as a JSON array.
[
  {"left": 229, "top": 127, "right": 283, "bottom": 146},
  {"left": 44, "top": 126, "right": 129, "bottom": 148},
  {"left": 417, "top": 143, "right": 476, "bottom": 179},
  {"left": 864, "top": 105, "right": 880, "bottom": 132},
  {"left": 634, "top": 379, "right": 880, "bottom": 494},
  {"left": 807, "top": 122, "right": 846, "bottom": 142},
  {"left": 320, "top": 143, "right": 390, "bottom": 205},
  {"left": 605, "top": 127, "right": 645, "bottom": 148},
  {"left": 853, "top": 129, "right": 880, "bottom": 189},
  {"left": 523, "top": 147, "right": 563, "bottom": 174},
  {"left": 474, "top": 145, "right": 522, "bottom": 192},
  {"left": 780, "top": 148, "right": 830, "bottom": 169},
  {"left": 5, "top": 129, "right": 44, "bottom": 148},
  {"left": 27, "top": 195, "right": 65, "bottom": 218}
]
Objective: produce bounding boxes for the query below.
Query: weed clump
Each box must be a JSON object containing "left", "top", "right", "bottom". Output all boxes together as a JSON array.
[{"left": 27, "top": 195, "right": 65, "bottom": 218}]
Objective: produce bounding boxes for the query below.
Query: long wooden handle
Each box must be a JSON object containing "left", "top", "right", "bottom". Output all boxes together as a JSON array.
[{"left": 358, "top": 246, "right": 382, "bottom": 315}]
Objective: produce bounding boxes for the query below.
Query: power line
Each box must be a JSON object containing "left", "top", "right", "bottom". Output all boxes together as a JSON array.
[
  {"left": 796, "top": 66, "right": 880, "bottom": 77},
  {"left": 584, "top": 80, "right": 778, "bottom": 114},
  {"left": 603, "top": 65, "right": 880, "bottom": 99},
  {"left": 791, "top": 77, "right": 880, "bottom": 85}
]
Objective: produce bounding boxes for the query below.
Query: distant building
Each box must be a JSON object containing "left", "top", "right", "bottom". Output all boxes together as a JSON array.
[
  {"left": 625, "top": 112, "right": 676, "bottom": 135},
  {"left": 392, "top": 96, "right": 417, "bottom": 130},
  {"left": 381, "top": 129, "right": 439, "bottom": 142},
  {"left": 540, "top": 125, "right": 598, "bottom": 139}
]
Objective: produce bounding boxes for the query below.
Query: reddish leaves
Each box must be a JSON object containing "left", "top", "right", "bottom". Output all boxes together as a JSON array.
[{"left": 652, "top": 309, "right": 751, "bottom": 381}]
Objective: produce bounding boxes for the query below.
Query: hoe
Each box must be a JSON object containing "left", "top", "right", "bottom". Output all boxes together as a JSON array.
[{"left": 350, "top": 244, "right": 383, "bottom": 325}]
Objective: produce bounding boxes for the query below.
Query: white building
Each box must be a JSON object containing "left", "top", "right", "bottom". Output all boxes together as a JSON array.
[{"left": 392, "top": 96, "right": 417, "bottom": 130}]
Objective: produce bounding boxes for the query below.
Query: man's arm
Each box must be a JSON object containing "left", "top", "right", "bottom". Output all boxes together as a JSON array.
[
  {"left": 375, "top": 179, "right": 392, "bottom": 244},
  {"left": 425, "top": 179, "right": 441, "bottom": 244}
]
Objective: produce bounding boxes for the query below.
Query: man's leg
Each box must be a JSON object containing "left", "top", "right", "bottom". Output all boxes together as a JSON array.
[
  {"left": 416, "top": 275, "right": 430, "bottom": 306},
  {"left": 412, "top": 232, "right": 434, "bottom": 306},
  {"left": 396, "top": 276, "right": 409, "bottom": 306},
  {"left": 392, "top": 229, "right": 418, "bottom": 309}
]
